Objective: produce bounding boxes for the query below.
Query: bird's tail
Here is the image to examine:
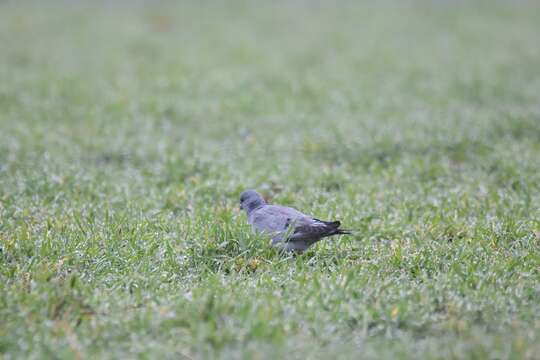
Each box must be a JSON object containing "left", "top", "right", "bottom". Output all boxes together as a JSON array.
[
  {"left": 335, "top": 228, "right": 352, "bottom": 235},
  {"left": 316, "top": 219, "right": 352, "bottom": 236}
]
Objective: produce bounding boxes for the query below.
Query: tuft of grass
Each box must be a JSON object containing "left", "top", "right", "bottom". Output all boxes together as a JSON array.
[{"left": 1, "top": 1, "right": 540, "bottom": 358}]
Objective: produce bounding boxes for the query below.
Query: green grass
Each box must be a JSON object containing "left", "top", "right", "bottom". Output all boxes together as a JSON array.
[{"left": 1, "top": 1, "right": 540, "bottom": 358}]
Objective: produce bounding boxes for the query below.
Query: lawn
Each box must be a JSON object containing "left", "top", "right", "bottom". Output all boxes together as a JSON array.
[{"left": 1, "top": 1, "right": 539, "bottom": 359}]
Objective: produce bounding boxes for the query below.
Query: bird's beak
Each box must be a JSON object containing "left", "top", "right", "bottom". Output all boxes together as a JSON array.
[{"left": 239, "top": 204, "right": 243, "bottom": 210}]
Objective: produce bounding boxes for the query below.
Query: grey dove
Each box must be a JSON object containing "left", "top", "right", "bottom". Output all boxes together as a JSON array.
[{"left": 239, "top": 190, "right": 351, "bottom": 253}]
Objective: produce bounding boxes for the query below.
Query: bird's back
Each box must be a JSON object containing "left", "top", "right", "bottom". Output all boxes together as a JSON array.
[{"left": 249, "top": 204, "right": 308, "bottom": 234}]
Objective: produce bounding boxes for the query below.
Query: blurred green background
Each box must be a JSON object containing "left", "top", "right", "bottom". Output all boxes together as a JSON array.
[{"left": 1, "top": 1, "right": 539, "bottom": 359}]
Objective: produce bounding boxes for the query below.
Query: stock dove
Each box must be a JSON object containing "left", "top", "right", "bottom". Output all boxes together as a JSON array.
[{"left": 239, "top": 189, "right": 350, "bottom": 253}]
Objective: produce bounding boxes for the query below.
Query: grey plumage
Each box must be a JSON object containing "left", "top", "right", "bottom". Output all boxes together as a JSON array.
[{"left": 239, "top": 190, "right": 350, "bottom": 253}]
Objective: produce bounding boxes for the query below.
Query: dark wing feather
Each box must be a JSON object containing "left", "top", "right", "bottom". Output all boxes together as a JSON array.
[{"left": 288, "top": 218, "right": 347, "bottom": 242}]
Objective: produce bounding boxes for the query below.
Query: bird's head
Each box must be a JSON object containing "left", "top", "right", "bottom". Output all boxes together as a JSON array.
[{"left": 239, "top": 189, "right": 266, "bottom": 214}]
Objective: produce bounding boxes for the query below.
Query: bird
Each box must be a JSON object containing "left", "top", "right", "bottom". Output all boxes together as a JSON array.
[{"left": 239, "top": 189, "right": 351, "bottom": 253}]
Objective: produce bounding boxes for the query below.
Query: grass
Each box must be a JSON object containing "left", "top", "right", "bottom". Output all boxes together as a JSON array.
[{"left": 1, "top": 1, "right": 540, "bottom": 358}]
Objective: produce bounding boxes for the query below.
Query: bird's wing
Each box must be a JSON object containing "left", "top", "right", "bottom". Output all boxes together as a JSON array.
[
  {"left": 288, "top": 218, "right": 341, "bottom": 241},
  {"left": 251, "top": 205, "right": 343, "bottom": 244}
]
